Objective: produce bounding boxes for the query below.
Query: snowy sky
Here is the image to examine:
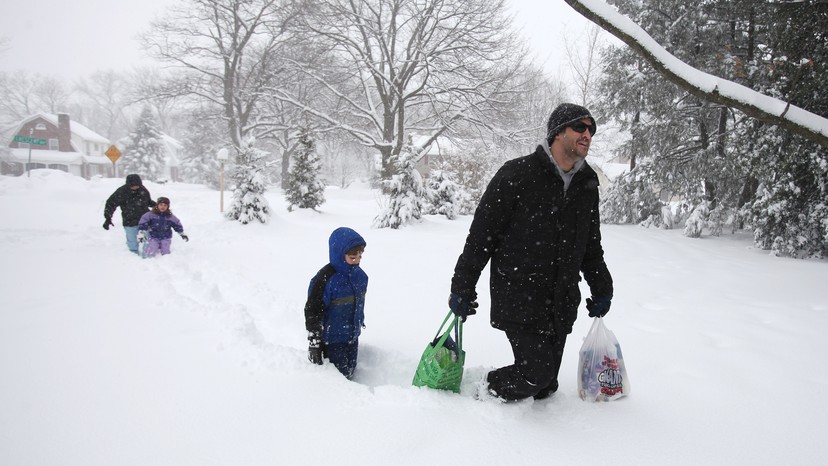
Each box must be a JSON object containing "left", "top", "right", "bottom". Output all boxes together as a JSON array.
[{"left": 0, "top": 0, "right": 593, "bottom": 83}]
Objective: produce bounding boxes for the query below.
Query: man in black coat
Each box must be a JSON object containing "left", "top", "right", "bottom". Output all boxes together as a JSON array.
[
  {"left": 103, "top": 174, "right": 156, "bottom": 254},
  {"left": 449, "top": 103, "right": 614, "bottom": 401}
]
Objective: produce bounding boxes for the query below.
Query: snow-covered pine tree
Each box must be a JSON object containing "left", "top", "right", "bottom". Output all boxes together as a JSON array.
[
  {"left": 373, "top": 146, "right": 424, "bottom": 229},
  {"left": 122, "top": 106, "right": 165, "bottom": 181},
  {"left": 597, "top": 0, "right": 827, "bottom": 256},
  {"left": 423, "top": 166, "right": 466, "bottom": 220},
  {"left": 225, "top": 137, "right": 271, "bottom": 224},
  {"left": 740, "top": 2, "right": 828, "bottom": 258},
  {"left": 749, "top": 132, "right": 828, "bottom": 258},
  {"left": 284, "top": 127, "right": 326, "bottom": 211}
]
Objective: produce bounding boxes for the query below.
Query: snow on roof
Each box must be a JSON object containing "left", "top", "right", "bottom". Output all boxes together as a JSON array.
[
  {"left": 41, "top": 113, "right": 109, "bottom": 143},
  {"left": 8, "top": 113, "right": 110, "bottom": 145}
]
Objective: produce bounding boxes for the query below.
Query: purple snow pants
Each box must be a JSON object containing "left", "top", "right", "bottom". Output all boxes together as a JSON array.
[{"left": 144, "top": 238, "right": 172, "bottom": 257}]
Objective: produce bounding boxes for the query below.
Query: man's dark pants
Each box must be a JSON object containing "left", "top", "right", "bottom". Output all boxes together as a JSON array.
[{"left": 486, "top": 329, "right": 568, "bottom": 401}]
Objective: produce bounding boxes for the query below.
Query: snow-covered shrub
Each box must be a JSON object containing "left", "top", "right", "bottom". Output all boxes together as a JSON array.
[
  {"left": 683, "top": 202, "right": 709, "bottom": 238},
  {"left": 373, "top": 147, "right": 424, "bottom": 229},
  {"left": 423, "top": 168, "right": 467, "bottom": 220}
]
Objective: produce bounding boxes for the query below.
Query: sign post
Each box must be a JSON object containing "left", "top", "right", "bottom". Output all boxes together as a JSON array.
[
  {"left": 105, "top": 145, "right": 122, "bottom": 178},
  {"left": 14, "top": 133, "right": 47, "bottom": 178},
  {"left": 217, "top": 148, "right": 229, "bottom": 213}
]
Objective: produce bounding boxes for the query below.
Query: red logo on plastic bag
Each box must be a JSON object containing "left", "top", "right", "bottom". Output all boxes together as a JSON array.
[{"left": 598, "top": 356, "right": 623, "bottom": 396}]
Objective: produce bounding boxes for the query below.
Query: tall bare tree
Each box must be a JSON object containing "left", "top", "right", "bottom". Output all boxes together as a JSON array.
[
  {"left": 564, "top": 23, "right": 604, "bottom": 109},
  {"left": 142, "top": 0, "right": 296, "bottom": 223},
  {"left": 274, "top": 0, "right": 530, "bottom": 180},
  {"left": 0, "top": 72, "right": 63, "bottom": 126},
  {"left": 72, "top": 70, "right": 134, "bottom": 142}
]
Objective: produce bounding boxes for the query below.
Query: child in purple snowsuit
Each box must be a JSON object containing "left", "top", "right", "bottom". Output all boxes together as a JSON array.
[{"left": 137, "top": 197, "right": 189, "bottom": 257}]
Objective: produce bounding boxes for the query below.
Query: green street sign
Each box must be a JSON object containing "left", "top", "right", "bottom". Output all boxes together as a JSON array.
[{"left": 13, "top": 135, "right": 47, "bottom": 145}]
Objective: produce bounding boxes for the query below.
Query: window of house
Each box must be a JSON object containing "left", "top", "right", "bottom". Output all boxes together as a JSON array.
[
  {"left": 35, "top": 123, "right": 47, "bottom": 131},
  {"left": 47, "top": 164, "right": 68, "bottom": 172},
  {"left": 49, "top": 139, "right": 59, "bottom": 151}
]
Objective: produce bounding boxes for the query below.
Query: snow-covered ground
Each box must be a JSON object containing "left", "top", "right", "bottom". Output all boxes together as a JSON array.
[{"left": 1, "top": 170, "right": 826, "bottom": 465}]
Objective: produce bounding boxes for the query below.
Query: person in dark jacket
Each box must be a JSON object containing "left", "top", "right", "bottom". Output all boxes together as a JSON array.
[
  {"left": 304, "top": 227, "right": 368, "bottom": 379},
  {"left": 137, "top": 197, "right": 188, "bottom": 257},
  {"left": 103, "top": 174, "right": 156, "bottom": 254},
  {"left": 449, "top": 103, "right": 614, "bottom": 401}
]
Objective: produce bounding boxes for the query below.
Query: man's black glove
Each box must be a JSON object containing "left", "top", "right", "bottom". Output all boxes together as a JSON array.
[
  {"left": 103, "top": 218, "right": 113, "bottom": 230},
  {"left": 308, "top": 332, "right": 323, "bottom": 365},
  {"left": 586, "top": 295, "right": 612, "bottom": 318},
  {"left": 180, "top": 233, "right": 189, "bottom": 242},
  {"left": 448, "top": 292, "right": 478, "bottom": 322}
]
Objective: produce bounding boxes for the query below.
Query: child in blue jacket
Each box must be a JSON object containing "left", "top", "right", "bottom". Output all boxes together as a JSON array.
[
  {"left": 137, "top": 197, "right": 189, "bottom": 257},
  {"left": 304, "top": 227, "right": 368, "bottom": 379}
]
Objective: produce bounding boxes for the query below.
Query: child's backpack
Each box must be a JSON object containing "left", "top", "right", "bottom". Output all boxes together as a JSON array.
[{"left": 304, "top": 264, "right": 336, "bottom": 333}]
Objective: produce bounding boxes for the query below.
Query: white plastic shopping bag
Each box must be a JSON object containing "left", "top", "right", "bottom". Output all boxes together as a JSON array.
[{"left": 577, "top": 318, "right": 630, "bottom": 401}]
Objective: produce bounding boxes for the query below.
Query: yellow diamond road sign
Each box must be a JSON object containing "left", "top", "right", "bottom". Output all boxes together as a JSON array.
[{"left": 105, "top": 145, "right": 122, "bottom": 163}]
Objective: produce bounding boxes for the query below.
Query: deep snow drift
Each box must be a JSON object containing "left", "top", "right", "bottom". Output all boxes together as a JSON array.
[{"left": 1, "top": 170, "right": 826, "bottom": 465}]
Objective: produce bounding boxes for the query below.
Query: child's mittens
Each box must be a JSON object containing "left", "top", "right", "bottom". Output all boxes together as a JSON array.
[
  {"left": 137, "top": 231, "right": 147, "bottom": 243},
  {"left": 308, "top": 332, "right": 323, "bottom": 365},
  {"left": 180, "top": 233, "right": 189, "bottom": 242}
]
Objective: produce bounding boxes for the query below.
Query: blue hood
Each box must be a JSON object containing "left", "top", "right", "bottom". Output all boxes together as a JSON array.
[{"left": 328, "top": 227, "right": 366, "bottom": 273}]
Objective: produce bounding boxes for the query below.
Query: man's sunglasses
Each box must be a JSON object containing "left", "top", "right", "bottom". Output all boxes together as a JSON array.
[{"left": 569, "top": 121, "right": 596, "bottom": 136}]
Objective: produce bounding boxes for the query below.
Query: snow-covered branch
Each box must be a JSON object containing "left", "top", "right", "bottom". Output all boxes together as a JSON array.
[{"left": 565, "top": 0, "right": 828, "bottom": 147}]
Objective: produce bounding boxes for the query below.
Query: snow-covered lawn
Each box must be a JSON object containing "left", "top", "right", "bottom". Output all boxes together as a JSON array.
[{"left": 1, "top": 170, "right": 826, "bottom": 465}]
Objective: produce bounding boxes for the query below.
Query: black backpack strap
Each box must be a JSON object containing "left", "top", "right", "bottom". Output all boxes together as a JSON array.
[{"left": 304, "top": 264, "right": 336, "bottom": 334}]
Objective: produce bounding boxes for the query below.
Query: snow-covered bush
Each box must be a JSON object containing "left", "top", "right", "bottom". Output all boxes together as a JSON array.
[
  {"left": 373, "top": 147, "right": 424, "bottom": 229},
  {"left": 423, "top": 168, "right": 467, "bottom": 220}
]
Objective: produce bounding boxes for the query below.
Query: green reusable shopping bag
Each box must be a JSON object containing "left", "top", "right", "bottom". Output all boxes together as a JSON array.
[{"left": 412, "top": 311, "right": 465, "bottom": 393}]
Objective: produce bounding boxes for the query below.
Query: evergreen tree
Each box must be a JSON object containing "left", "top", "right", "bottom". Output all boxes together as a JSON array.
[
  {"left": 284, "top": 127, "right": 326, "bottom": 212},
  {"left": 749, "top": 129, "right": 828, "bottom": 258},
  {"left": 423, "top": 167, "right": 467, "bottom": 220},
  {"left": 122, "top": 106, "right": 166, "bottom": 181},
  {"left": 225, "top": 137, "right": 271, "bottom": 224},
  {"left": 740, "top": 2, "right": 828, "bottom": 258},
  {"left": 373, "top": 146, "right": 424, "bottom": 229},
  {"left": 596, "top": 0, "right": 827, "bottom": 256}
]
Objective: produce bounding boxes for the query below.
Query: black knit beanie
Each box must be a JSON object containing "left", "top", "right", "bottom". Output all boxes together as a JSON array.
[
  {"left": 546, "top": 103, "right": 595, "bottom": 140},
  {"left": 126, "top": 174, "right": 142, "bottom": 187}
]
